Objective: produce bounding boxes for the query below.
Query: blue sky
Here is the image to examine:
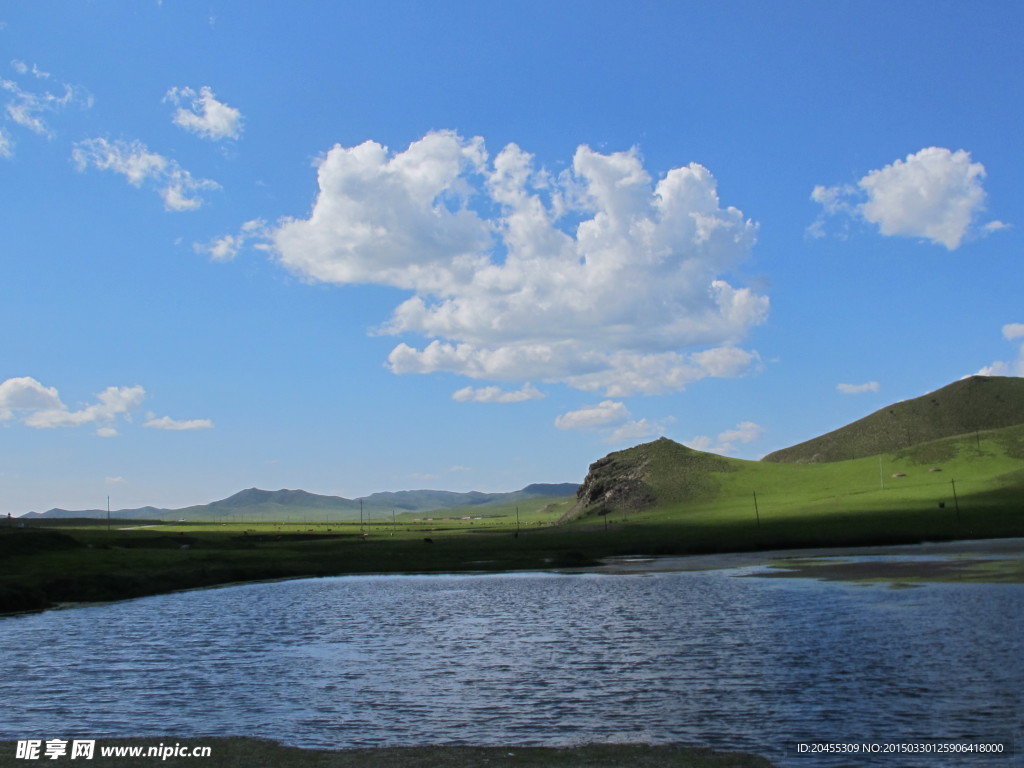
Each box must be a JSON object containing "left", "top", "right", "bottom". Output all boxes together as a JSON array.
[{"left": 2, "top": 1, "right": 1022, "bottom": 515}]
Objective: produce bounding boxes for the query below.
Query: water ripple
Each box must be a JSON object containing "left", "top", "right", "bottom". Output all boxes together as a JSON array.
[{"left": 1, "top": 570, "right": 1021, "bottom": 767}]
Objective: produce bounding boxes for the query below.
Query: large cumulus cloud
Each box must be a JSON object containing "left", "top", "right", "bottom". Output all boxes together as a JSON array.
[{"left": 269, "top": 131, "right": 767, "bottom": 396}]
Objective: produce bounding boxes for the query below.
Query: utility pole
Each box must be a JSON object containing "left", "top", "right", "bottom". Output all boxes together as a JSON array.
[
  {"left": 107, "top": 495, "right": 110, "bottom": 533},
  {"left": 392, "top": 508, "right": 396, "bottom": 537},
  {"left": 359, "top": 499, "right": 364, "bottom": 536},
  {"left": 951, "top": 479, "right": 961, "bottom": 525},
  {"left": 515, "top": 505, "right": 520, "bottom": 538},
  {"left": 752, "top": 491, "right": 760, "bottom": 527}
]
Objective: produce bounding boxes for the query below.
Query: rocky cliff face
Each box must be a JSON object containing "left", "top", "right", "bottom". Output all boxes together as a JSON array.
[
  {"left": 562, "top": 437, "right": 675, "bottom": 520},
  {"left": 562, "top": 436, "right": 734, "bottom": 522},
  {"left": 570, "top": 453, "right": 657, "bottom": 515}
]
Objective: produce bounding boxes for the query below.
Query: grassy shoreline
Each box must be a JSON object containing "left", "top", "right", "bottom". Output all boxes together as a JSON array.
[
  {"left": 4, "top": 515, "right": 1023, "bottom": 615},
  {"left": 0, "top": 739, "right": 780, "bottom": 768}
]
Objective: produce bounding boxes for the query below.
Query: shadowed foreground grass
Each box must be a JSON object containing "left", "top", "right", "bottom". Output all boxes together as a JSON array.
[
  {"left": 3, "top": 497, "right": 1023, "bottom": 614},
  {"left": 0, "top": 739, "right": 779, "bottom": 768}
]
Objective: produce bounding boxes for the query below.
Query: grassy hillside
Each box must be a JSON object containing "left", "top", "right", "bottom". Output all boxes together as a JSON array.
[
  {"left": 4, "top": 430, "right": 1021, "bottom": 613},
  {"left": 761, "top": 375, "right": 1024, "bottom": 463},
  {"left": 563, "top": 425, "right": 1024, "bottom": 550}
]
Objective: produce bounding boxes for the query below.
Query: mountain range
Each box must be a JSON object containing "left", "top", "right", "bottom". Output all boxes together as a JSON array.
[
  {"left": 23, "top": 483, "right": 580, "bottom": 521},
  {"left": 23, "top": 375, "right": 1024, "bottom": 523}
]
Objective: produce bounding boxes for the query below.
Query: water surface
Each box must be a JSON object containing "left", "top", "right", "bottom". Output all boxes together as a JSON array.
[{"left": 3, "top": 568, "right": 1021, "bottom": 766}]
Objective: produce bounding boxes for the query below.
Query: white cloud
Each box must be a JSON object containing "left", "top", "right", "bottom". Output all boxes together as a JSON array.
[
  {"left": 0, "top": 378, "right": 212, "bottom": 435},
  {"left": 837, "top": 381, "right": 880, "bottom": 395},
  {"left": 194, "top": 219, "right": 267, "bottom": 261},
  {"left": 1, "top": 63, "right": 90, "bottom": 140},
  {"left": 976, "top": 323, "right": 1024, "bottom": 377},
  {"left": 607, "top": 418, "right": 659, "bottom": 444},
  {"left": 452, "top": 383, "right": 544, "bottom": 403},
  {"left": 0, "top": 127, "right": 11, "bottom": 158},
  {"left": 687, "top": 420, "right": 764, "bottom": 455},
  {"left": 1002, "top": 323, "right": 1024, "bottom": 341},
  {"left": 24, "top": 385, "right": 145, "bottom": 429},
  {"left": 810, "top": 183, "right": 855, "bottom": 216},
  {"left": 143, "top": 415, "right": 214, "bottom": 431},
  {"left": 105, "top": 476, "right": 126, "bottom": 484},
  {"left": 555, "top": 400, "right": 630, "bottom": 431},
  {"left": 11, "top": 60, "right": 50, "bottom": 79},
  {"left": 0, "top": 378, "right": 144, "bottom": 434},
  {"left": 72, "top": 138, "right": 219, "bottom": 211},
  {"left": 267, "top": 131, "right": 766, "bottom": 396},
  {"left": 165, "top": 86, "right": 243, "bottom": 141},
  {"left": 811, "top": 147, "right": 1002, "bottom": 250},
  {"left": 513, "top": 393, "right": 662, "bottom": 444},
  {"left": 0, "top": 377, "right": 64, "bottom": 420}
]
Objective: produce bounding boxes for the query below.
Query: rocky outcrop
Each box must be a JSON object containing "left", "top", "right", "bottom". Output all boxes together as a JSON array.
[{"left": 561, "top": 436, "right": 735, "bottom": 523}]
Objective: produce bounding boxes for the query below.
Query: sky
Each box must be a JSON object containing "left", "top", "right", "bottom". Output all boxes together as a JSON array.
[{"left": 2, "top": 1, "right": 1022, "bottom": 515}]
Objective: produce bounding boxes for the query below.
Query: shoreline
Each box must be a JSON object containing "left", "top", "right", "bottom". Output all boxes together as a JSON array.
[
  {"left": 583, "top": 536, "right": 1024, "bottom": 574},
  {"left": 14, "top": 536, "right": 1024, "bottom": 619}
]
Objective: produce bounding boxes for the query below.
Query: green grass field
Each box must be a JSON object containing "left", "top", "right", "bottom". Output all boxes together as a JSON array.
[
  {"left": 3, "top": 426, "right": 1022, "bottom": 614},
  {"left": 567, "top": 426, "right": 1024, "bottom": 552}
]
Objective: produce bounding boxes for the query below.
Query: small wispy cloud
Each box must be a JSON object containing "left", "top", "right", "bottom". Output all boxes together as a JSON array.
[
  {"left": 11, "top": 60, "right": 50, "bottom": 79},
  {"left": 975, "top": 323, "right": 1024, "bottom": 377},
  {"left": 554, "top": 400, "right": 663, "bottom": 444},
  {"left": 143, "top": 415, "right": 214, "bottom": 431},
  {"left": 72, "top": 137, "right": 219, "bottom": 211},
  {"left": 452, "top": 383, "right": 544, "bottom": 403},
  {"left": 2, "top": 61, "right": 91, "bottom": 140},
  {"left": 687, "top": 421, "right": 764, "bottom": 455},
  {"left": 194, "top": 219, "right": 267, "bottom": 261},
  {"left": 555, "top": 400, "right": 630, "bottom": 431},
  {"left": 837, "top": 381, "right": 880, "bottom": 395},
  {"left": 165, "top": 85, "right": 242, "bottom": 140}
]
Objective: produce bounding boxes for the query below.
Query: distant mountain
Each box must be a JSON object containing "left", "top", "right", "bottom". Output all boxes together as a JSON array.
[
  {"left": 26, "top": 483, "right": 580, "bottom": 521},
  {"left": 763, "top": 376, "right": 1024, "bottom": 463},
  {"left": 520, "top": 483, "right": 580, "bottom": 496},
  {"left": 200, "top": 488, "right": 361, "bottom": 512},
  {"left": 22, "top": 505, "right": 172, "bottom": 519}
]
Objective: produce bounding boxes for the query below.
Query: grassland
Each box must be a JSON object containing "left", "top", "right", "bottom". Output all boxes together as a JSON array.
[
  {"left": 4, "top": 425, "right": 1022, "bottom": 614},
  {"left": 0, "top": 497, "right": 581, "bottom": 614},
  {"left": 567, "top": 425, "right": 1024, "bottom": 553}
]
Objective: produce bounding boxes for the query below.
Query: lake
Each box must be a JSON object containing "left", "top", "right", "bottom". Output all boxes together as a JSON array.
[{"left": 2, "top": 565, "right": 1021, "bottom": 767}]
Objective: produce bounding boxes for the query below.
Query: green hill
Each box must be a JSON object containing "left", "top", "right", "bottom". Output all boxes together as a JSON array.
[
  {"left": 563, "top": 424, "right": 1024, "bottom": 547},
  {"left": 762, "top": 375, "right": 1024, "bottom": 463}
]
